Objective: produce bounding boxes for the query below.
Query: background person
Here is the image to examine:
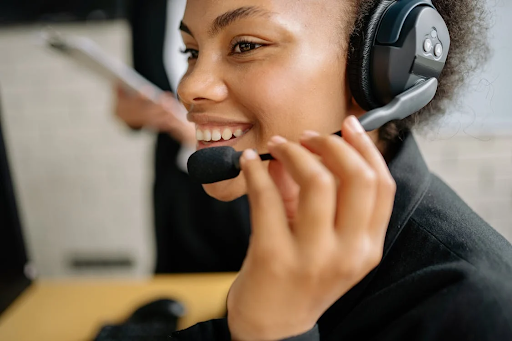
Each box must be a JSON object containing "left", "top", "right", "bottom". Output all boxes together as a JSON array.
[{"left": 115, "top": 0, "right": 251, "bottom": 273}]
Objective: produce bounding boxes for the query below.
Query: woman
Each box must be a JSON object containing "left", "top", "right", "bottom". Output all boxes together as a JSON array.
[{"left": 173, "top": 0, "right": 512, "bottom": 340}]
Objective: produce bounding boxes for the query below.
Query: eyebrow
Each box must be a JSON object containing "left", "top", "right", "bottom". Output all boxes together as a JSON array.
[
  {"left": 179, "top": 6, "right": 271, "bottom": 38},
  {"left": 179, "top": 22, "right": 193, "bottom": 37}
]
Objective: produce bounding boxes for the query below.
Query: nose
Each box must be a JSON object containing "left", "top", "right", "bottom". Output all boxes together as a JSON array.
[{"left": 177, "top": 55, "right": 228, "bottom": 108}]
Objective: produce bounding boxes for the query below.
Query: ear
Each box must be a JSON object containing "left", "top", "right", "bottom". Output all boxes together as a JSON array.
[
  {"left": 344, "top": 75, "right": 366, "bottom": 118},
  {"left": 348, "top": 96, "right": 366, "bottom": 118},
  {"left": 344, "top": 74, "right": 381, "bottom": 146}
]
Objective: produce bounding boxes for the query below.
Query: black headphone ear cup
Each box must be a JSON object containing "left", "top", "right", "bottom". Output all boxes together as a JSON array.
[{"left": 348, "top": 0, "right": 395, "bottom": 111}]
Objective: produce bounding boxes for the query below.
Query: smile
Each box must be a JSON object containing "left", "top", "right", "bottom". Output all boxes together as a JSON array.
[{"left": 195, "top": 124, "right": 252, "bottom": 149}]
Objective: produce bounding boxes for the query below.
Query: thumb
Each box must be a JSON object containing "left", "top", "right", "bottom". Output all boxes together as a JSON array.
[{"left": 268, "top": 160, "right": 300, "bottom": 224}]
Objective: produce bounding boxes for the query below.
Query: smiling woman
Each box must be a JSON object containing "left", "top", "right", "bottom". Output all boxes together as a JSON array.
[
  {"left": 178, "top": 1, "right": 351, "bottom": 201},
  {"left": 170, "top": 1, "right": 512, "bottom": 340}
]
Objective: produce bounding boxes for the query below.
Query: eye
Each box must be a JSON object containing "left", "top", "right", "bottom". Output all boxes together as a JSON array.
[
  {"left": 232, "top": 40, "right": 262, "bottom": 54},
  {"left": 180, "top": 48, "right": 199, "bottom": 60}
]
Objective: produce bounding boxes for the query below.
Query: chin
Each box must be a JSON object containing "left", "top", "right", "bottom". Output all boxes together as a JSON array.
[{"left": 202, "top": 174, "right": 247, "bottom": 202}]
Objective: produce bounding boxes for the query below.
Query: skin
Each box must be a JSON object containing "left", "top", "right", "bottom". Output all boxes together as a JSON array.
[
  {"left": 178, "top": 0, "right": 377, "bottom": 201},
  {"left": 230, "top": 122, "right": 395, "bottom": 340},
  {"left": 178, "top": 1, "right": 396, "bottom": 340},
  {"left": 114, "top": 86, "right": 196, "bottom": 145}
]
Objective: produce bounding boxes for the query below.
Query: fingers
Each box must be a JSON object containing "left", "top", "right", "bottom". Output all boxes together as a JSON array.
[
  {"left": 138, "top": 86, "right": 156, "bottom": 102},
  {"left": 267, "top": 137, "right": 336, "bottom": 241},
  {"left": 240, "top": 150, "right": 291, "bottom": 245},
  {"left": 242, "top": 115, "right": 394, "bottom": 257},
  {"left": 342, "top": 117, "right": 396, "bottom": 241},
  {"left": 299, "top": 129, "right": 377, "bottom": 239},
  {"left": 342, "top": 116, "right": 391, "bottom": 183},
  {"left": 160, "top": 94, "right": 189, "bottom": 124},
  {"left": 268, "top": 160, "right": 300, "bottom": 225}
]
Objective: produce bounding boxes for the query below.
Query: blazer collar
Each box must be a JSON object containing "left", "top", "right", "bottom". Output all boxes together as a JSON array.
[{"left": 384, "top": 133, "right": 432, "bottom": 256}]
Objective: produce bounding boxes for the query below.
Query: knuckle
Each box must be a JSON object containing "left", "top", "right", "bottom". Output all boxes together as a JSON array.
[
  {"left": 383, "top": 175, "right": 397, "bottom": 193},
  {"left": 370, "top": 247, "right": 384, "bottom": 266},
  {"left": 311, "top": 169, "right": 335, "bottom": 190},
  {"left": 342, "top": 237, "right": 381, "bottom": 275},
  {"left": 344, "top": 161, "right": 364, "bottom": 179},
  {"left": 361, "top": 169, "right": 377, "bottom": 184},
  {"left": 362, "top": 239, "right": 383, "bottom": 269},
  {"left": 350, "top": 168, "right": 377, "bottom": 189},
  {"left": 322, "top": 136, "right": 341, "bottom": 151}
]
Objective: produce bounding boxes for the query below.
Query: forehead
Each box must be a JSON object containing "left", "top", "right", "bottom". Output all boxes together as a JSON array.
[{"left": 182, "top": 0, "right": 343, "bottom": 33}]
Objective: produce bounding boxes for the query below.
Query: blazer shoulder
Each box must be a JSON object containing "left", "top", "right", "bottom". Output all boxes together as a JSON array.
[
  {"left": 379, "top": 275, "right": 512, "bottom": 341},
  {"left": 409, "top": 174, "right": 512, "bottom": 276}
]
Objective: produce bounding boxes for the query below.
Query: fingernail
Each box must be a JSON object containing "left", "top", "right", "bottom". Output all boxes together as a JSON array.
[
  {"left": 347, "top": 116, "right": 365, "bottom": 133},
  {"left": 268, "top": 135, "right": 287, "bottom": 147},
  {"left": 300, "top": 130, "right": 320, "bottom": 140},
  {"left": 243, "top": 149, "right": 258, "bottom": 160}
]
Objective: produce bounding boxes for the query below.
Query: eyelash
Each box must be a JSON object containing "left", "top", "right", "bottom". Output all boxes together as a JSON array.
[
  {"left": 180, "top": 39, "right": 263, "bottom": 60},
  {"left": 229, "top": 39, "right": 263, "bottom": 55},
  {"left": 180, "top": 48, "right": 198, "bottom": 60}
]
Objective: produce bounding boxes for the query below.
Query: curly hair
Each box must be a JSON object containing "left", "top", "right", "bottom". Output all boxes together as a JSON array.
[{"left": 349, "top": 0, "right": 492, "bottom": 143}]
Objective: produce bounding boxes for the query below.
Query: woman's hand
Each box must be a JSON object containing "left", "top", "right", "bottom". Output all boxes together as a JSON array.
[
  {"left": 227, "top": 116, "right": 396, "bottom": 341},
  {"left": 113, "top": 85, "right": 196, "bottom": 145}
]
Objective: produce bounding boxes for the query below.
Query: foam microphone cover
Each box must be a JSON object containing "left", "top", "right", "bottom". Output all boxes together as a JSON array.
[{"left": 187, "top": 146, "right": 243, "bottom": 184}]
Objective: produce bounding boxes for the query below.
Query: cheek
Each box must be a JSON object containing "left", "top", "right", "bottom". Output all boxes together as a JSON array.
[{"left": 233, "top": 54, "right": 347, "bottom": 142}]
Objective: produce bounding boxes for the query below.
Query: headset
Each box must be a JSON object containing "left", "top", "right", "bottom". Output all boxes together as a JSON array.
[
  {"left": 348, "top": 0, "right": 450, "bottom": 130},
  {"left": 187, "top": 0, "right": 451, "bottom": 184}
]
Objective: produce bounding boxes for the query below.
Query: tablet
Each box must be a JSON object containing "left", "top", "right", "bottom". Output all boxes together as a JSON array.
[{"left": 40, "top": 30, "right": 164, "bottom": 103}]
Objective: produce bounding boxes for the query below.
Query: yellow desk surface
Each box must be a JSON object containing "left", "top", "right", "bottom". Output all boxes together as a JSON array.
[{"left": 0, "top": 273, "right": 237, "bottom": 341}]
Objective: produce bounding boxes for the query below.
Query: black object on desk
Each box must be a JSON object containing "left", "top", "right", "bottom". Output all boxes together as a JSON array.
[{"left": 94, "top": 298, "right": 186, "bottom": 341}]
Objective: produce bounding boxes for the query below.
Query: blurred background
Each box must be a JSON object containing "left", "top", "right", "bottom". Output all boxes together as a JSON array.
[{"left": 0, "top": 0, "right": 510, "bottom": 279}]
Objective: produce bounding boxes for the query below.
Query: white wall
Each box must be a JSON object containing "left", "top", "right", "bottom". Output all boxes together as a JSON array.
[
  {"left": 437, "top": 0, "right": 512, "bottom": 133},
  {"left": 0, "top": 22, "right": 155, "bottom": 277}
]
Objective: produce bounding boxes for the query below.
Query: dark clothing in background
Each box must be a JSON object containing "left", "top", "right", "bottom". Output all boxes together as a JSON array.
[
  {"left": 127, "top": 0, "right": 251, "bottom": 273},
  {"left": 171, "top": 134, "right": 512, "bottom": 340}
]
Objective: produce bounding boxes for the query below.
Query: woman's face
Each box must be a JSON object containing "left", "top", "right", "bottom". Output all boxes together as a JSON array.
[{"left": 178, "top": 0, "right": 355, "bottom": 201}]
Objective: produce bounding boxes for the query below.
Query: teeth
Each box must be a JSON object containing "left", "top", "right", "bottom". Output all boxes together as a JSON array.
[
  {"left": 222, "top": 128, "right": 233, "bottom": 141},
  {"left": 196, "top": 130, "right": 204, "bottom": 141},
  {"left": 195, "top": 127, "right": 248, "bottom": 142},
  {"left": 211, "top": 129, "right": 222, "bottom": 141},
  {"left": 203, "top": 130, "right": 212, "bottom": 142},
  {"left": 234, "top": 129, "right": 243, "bottom": 138}
]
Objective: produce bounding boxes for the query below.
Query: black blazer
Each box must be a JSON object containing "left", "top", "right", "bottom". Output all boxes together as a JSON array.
[{"left": 171, "top": 134, "right": 512, "bottom": 340}]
